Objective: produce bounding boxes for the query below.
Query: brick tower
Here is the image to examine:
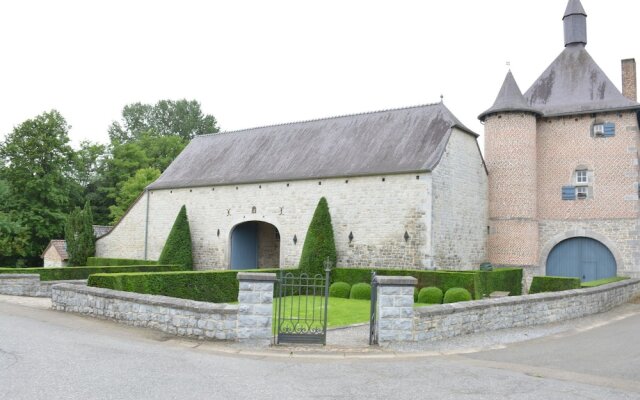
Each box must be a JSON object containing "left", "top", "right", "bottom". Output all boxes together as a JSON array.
[{"left": 479, "top": 72, "right": 541, "bottom": 271}]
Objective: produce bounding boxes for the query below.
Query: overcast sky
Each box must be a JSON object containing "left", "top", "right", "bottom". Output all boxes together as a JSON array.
[{"left": 0, "top": 0, "right": 637, "bottom": 148}]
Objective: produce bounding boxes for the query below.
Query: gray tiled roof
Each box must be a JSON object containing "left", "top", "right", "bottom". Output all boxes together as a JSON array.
[
  {"left": 564, "top": 0, "right": 586, "bottom": 18},
  {"left": 524, "top": 45, "right": 640, "bottom": 117},
  {"left": 92, "top": 225, "right": 113, "bottom": 238},
  {"left": 147, "top": 103, "right": 477, "bottom": 190},
  {"left": 478, "top": 71, "right": 540, "bottom": 121}
]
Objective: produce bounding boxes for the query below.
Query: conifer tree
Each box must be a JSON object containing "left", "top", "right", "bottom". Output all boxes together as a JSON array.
[
  {"left": 65, "top": 201, "right": 95, "bottom": 266},
  {"left": 299, "top": 197, "right": 337, "bottom": 275},
  {"left": 158, "top": 205, "right": 193, "bottom": 270}
]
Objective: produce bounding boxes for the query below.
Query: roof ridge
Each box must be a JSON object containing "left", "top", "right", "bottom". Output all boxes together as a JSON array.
[{"left": 194, "top": 102, "right": 444, "bottom": 138}]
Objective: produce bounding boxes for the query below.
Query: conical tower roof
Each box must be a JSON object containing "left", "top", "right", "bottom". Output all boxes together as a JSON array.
[
  {"left": 563, "top": 0, "right": 587, "bottom": 47},
  {"left": 478, "top": 71, "right": 540, "bottom": 121}
]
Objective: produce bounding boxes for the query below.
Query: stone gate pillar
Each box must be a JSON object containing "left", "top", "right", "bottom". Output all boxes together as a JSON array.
[
  {"left": 237, "top": 272, "right": 277, "bottom": 343},
  {"left": 375, "top": 275, "right": 417, "bottom": 343}
]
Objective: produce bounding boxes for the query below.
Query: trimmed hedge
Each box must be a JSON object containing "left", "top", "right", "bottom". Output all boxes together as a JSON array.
[
  {"left": 529, "top": 276, "right": 581, "bottom": 294},
  {"left": 299, "top": 197, "right": 337, "bottom": 276},
  {"left": 332, "top": 267, "right": 523, "bottom": 300},
  {"left": 443, "top": 288, "right": 472, "bottom": 303},
  {"left": 581, "top": 276, "right": 629, "bottom": 288},
  {"left": 417, "top": 287, "right": 443, "bottom": 304},
  {"left": 86, "top": 257, "right": 158, "bottom": 267},
  {"left": 349, "top": 283, "right": 371, "bottom": 300},
  {"left": 329, "top": 282, "right": 351, "bottom": 298},
  {"left": 159, "top": 205, "right": 193, "bottom": 270},
  {"left": 0, "top": 264, "right": 179, "bottom": 281},
  {"left": 88, "top": 268, "right": 281, "bottom": 303}
]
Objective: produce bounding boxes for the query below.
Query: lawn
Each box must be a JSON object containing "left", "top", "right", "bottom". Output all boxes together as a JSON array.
[{"left": 581, "top": 276, "right": 629, "bottom": 288}]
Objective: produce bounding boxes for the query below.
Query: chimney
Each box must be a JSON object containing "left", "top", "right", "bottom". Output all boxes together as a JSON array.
[{"left": 622, "top": 58, "right": 637, "bottom": 102}]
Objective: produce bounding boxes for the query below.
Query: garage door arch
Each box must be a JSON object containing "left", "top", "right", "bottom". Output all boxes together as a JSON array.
[{"left": 544, "top": 235, "right": 618, "bottom": 282}]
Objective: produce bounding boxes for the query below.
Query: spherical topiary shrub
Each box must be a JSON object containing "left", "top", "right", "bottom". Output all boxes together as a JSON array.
[
  {"left": 418, "top": 287, "right": 444, "bottom": 304},
  {"left": 329, "top": 282, "right": 351, "bottom": 298},
  {"left": 443, "top": 287, "right": 472, "bottom": 304},
  {"left": 350, "top": 283, "right": 372, "bottom": 300}
]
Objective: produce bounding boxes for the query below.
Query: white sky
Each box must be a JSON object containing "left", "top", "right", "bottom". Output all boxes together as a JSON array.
[{"left": 0, "top": 0, "right": 637, "bottom": 148}]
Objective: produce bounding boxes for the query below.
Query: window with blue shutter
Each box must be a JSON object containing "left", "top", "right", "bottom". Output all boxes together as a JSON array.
[
  {"left": 602, "top": 122, "right": 615, "bottom": 137},
  {"left": 562, "top": 186, "right": 576, "bottom": 200}
]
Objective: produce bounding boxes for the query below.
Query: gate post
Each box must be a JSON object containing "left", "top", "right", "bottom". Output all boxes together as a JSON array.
[
  {"left": 374, "top": 275, "right": 417, "bottom": 343},
  {"left": 237, "top": 272, "right": 277, "bottom": 344}
]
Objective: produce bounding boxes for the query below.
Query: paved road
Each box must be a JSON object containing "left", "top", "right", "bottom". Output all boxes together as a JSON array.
[{"left": 1, "top": 297, "right": 640, "bottom": 400}]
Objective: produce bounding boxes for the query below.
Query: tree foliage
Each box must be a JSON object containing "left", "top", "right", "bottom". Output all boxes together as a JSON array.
[
  {"left": 158, "top": 205, "right": 193, "bottom": 270},
  {"left": 65, "top": 201, "right": 96, "bottom": 266},
  {"left": 0, "top": 110, "right": 77, "bottom": 262},
  {"left": 299, "top": 197, "right": 337, "bottom": 276},
  {"left": 108, "top": 167, "right": 160, "bottom": 223},
  {"left": 108, "top": 99, "right": 219, "bottom": 144}
]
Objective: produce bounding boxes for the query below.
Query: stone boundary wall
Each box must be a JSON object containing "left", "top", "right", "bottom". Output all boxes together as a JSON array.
[
  {"left": 51, "top": 283, "right": 239, "bottom": 340},
  {"left": 413, "top": 278, "right": 640, "bottom": 342},
  {"left": 0, "top": 274, "right": 85, "bottom": 297}
]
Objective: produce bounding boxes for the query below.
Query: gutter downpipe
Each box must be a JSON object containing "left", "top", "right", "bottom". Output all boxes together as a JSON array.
[{"left": 143, "top": 190, "right": 150, "bottom": 260}]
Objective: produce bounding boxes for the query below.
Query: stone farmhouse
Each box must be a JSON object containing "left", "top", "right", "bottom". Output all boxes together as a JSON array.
[
  {"left": 96, "top": 103, "right": 488, "bottom": 271},
  {"left": 96, "top": 0, "right": 640, "bottom": 283},
  {"left": 480, "top": 0, "right": 640, "bottom": 281}
]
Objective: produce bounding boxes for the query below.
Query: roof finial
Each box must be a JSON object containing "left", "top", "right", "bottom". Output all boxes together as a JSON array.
[
  {"left": 440, "top": 94, "right": 444, "bottom": 103},
  {"left": 563, "top": 0, "right": 587, "bottom": 47}
]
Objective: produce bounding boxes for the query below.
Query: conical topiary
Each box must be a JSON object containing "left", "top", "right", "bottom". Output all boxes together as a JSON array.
[
  {"left": 299, "top": 197, "right": 337, "bottom": 276},
  {"left": 158, "top": 205, "right": 193, "bottom": 270}
]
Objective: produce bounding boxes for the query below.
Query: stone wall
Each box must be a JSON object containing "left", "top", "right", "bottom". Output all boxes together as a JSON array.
[
  {"left": 51, "top": 284, "right": 239, "bottom": 340},
  {"left": 431, "top": 129, "right": 488, "bottom": 269},
  {"left": 257, "top": 222, "right": 280, "bottom": 268},
  {"left": 375, "top": 275, "right": 416, "bottom": 343},
  {"left": 413, "top": 278, "right": 640, "bottom": 342},
  {"left": 0, "top": 274, "right": 85, "bottom": 297},
  {"left": 98, "top": 173, "right": 434, "bottom": 270}
]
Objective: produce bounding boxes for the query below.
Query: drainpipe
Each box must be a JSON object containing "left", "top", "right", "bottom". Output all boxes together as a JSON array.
[{"left": 143, "top": 190, "right": 150, "bottom": 260}]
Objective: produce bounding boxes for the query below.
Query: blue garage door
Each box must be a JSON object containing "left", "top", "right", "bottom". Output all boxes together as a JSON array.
[
  {"left": 230, "top": 222, "right": 258, "bottom": 270},
  {"left": 546, "top": 237, "right": 616, "bottom": 282}
]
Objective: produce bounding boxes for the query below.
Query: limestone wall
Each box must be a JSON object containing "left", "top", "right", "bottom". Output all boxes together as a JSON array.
[
  {"left": 431, "top": 128, "right": 488, "bottom": 269},
  {"left": 0, "top": 274, "right": 85, "bottom": 297},
  {"left": 97, "top": 173, "right": 434, "bottom": 270}
]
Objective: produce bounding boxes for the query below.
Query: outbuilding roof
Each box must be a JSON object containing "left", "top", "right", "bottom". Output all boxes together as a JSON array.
[
  {"left": 147, "top": 103, "right": 477, "bottom": 190},
  {"left": 41, "top": 240, "right": 68, "bottom": 260},
  {"left": 523, "top": 45, "right": 640, "bottom": 117}
]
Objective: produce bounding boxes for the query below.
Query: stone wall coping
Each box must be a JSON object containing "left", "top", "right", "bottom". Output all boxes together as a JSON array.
[
  {"left": 237, "top": 272, "right": 277, "bottom": 282},
  {"left": 0, "top": 274, "right": 40, "bottom": 279},
  {"left": 374, "top": 275, "right": 417, "bottom": 286},
  {"left": 40, "top": 279, "right": 87, "bottom": 285},
  {"left": 52, "top": 283, "right": 239, "bottom": 314},
  {"left": 414, "top": 278, "right": 640, "bottom": 317}
]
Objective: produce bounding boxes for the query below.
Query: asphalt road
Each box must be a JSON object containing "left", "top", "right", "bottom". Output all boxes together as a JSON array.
[{"left": 1, "top": 297, "right": 640, "bottom": 400}]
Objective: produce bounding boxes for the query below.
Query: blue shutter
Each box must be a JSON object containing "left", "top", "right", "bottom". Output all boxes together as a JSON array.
[
  {"left": 562, "top": 186, "right": 576, "bottom": 200},
  {"left": 603, "top": 122, "right": 615, "bottom": 137}
]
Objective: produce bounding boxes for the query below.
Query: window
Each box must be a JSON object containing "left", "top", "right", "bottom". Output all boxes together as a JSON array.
[
  {"left": 562, "top": 168, "right": 593, "bottom": 200},
  {"left": 592, "top": 122, "right": 615, "bottom": 137},
  {"left": 592, "top": 123, "right": 605, "bottom": 136},
  {"left": 576, "top": 170, "right": 588, "bottom": 185},
  {"left": 576, "top": 186, "right": 588, "bottom": 199}
]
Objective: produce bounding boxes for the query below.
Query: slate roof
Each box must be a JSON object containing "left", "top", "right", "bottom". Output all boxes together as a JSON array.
[
  {"left": 564, "top": 0, "right": 586, "bottom": 18},
  {"left": 92, "top": 225, "right": 113, "bottom": 238},
  {"left": 523, "top": 45, "right": 640, "bottom": 117},
  {"left": 147, "top": 103, "right": 477, "bottom": 190},
  {"left": 41, "top": 240, "right": 68, "bottom": 260},
  {"left": 479, "top": 71, "right": 541, "bottom": 121}
]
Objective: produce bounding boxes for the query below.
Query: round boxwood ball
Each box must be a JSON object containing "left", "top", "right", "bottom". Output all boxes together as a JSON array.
[
  {"left": 418, "top": 287, "right": 444, "bottom": 304},
  {"left": 443, "top": 287, "right": 472, "bottom": 303},
  {"left": 350, "top": 283, "right": 372, "bottom": 300},
  {"left": 329, "top": 282, "right": 351, "bottom": 298}
]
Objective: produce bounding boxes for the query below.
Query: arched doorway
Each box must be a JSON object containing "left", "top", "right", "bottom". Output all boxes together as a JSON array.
[
  {"left": 546, "top": 237, "right": 616, "bottom": 282},
  {"left": 230, "top": 221, "right": 281, "bottom": 270}
]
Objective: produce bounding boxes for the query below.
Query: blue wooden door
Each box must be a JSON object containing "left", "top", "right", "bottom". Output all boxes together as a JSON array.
[
  {"left": 230, "top": 222, "right": 258, "bottom": 270},
  {"left": 546, "top": 237, "right": 616, "bottom": 282}
]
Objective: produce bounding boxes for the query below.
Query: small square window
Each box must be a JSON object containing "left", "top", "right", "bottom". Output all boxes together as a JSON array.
[
  {"left": 576, "top": 170, "right": 588, "bottom": 185},
  {"left": 593, "top": 124, "right": 605, "bottom": 136},
  {"left": 576, "top": 186, "right": 588, "bottom": 199}
]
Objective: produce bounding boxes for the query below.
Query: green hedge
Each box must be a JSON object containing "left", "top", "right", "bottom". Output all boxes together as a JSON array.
[
  {"left": 580, "top": 276, "right": 628, "bottom": 288},
  {"left": 443, "top": 288, "right": 472, "bottom": 303},
  {"left": 529, "top": 276, "right": 581, "bottom": 294},
  {"left": 0, "top": 264, "right": 179, "bottom": 281},
  {"left": 329, "top": 282, "right": 351, "bottom": 298},
  {"left": 88, "top": 268, "right": 280, "bottom": 303},
  {"left": 417, "top": 287, "right": 443, "bottom": 304},
  {"left": 476, "top": 268, "right": 523, "bottom": 297},
  {"left": 86, "top": 257, "right": 158, "bottom": 267},
  {"left": 349, "top": 283, "right": 371, "bottom": 300}
]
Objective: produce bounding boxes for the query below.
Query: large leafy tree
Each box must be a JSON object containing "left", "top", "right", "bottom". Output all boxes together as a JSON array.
[
  {"left": 0, "top": 110, "right": 77, "bottom": 262},
  {"left": 108, "top": 167, "right": 161, "bottom": 223},
  {"left": 65, "top": 200, "right": 95, "bottom": 266},
  {"left": 0, "top": 180, "right": 29, "bottom": 259},
  {"left": 108, "top": 99, "right": 219, "bottom": 144}
]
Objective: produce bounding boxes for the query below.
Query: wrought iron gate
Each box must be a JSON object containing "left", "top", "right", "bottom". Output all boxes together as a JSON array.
[
  {"left": 369, "top": 271, "right": 378, "bottom": 345},
  {"left": 275, "top": 266, "right": 331, "bottom": 345}
]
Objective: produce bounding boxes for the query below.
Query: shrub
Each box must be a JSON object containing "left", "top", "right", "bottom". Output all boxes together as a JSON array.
[
  {"left": 65, "top": 200, "right": 96, "bottom": 266},
  {"left": 329, "top": 282, "right": 351, "bottom": 298},
  {"left": 0, "top": 264, "right": 179, "bottom": 281},
  {"left": 349, "top": 283, "right": 371, "bottom": 300},
  {"left": 158, "top": 205, "right": 193, "bottom": 270},
  {"left": 477, "top": 268, "right": 523, "bottom": 297},
  {"left": 414, "top": 287, "right": 419, "bottom": 303},
  {"left": 529, "top": 276, "right": 581, "bottom": 294},
  {"left": 443, "top": 288, "right": 472, "bottom": 303},
  {"left": 299, "top": 197, "right": 337, "bottom": 276},
  {"left": 88, "top": 268, "right": 281, "bottom": 303},
  {"left": 86, "top": 257, "right": 158, "bottom": 266},
  {"left": 418, "top": 287, "right": 443, "bottom": 304}
]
